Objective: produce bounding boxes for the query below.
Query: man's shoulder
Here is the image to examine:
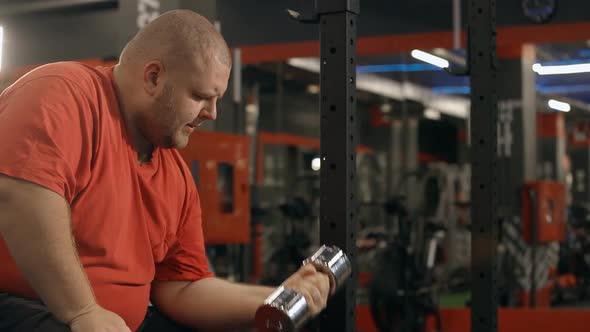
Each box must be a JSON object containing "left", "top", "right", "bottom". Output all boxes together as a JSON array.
[{"left": 11, "top": 61, "right": 109, "bottom": 93}]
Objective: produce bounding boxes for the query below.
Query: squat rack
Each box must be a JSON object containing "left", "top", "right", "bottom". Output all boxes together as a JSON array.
[
  {"left": 316, "top": 1, "right": 359, "bottom": 332},
  {"left": 468, "top": 1, "right": 499, "bottom": 332},
  {"left": 303, "top": 0, "right": 499, "bottom": 331},
  {"left": 290, "top": 0, "right": 360, "bottom": 331}
]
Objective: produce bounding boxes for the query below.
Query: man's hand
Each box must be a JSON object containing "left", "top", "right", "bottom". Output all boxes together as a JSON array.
[
  {"left": 69, "top": 304, "right": 131, "bottom": 332},
  {"left": 281, "top": 264, "right": 331, "bottom": 316}
]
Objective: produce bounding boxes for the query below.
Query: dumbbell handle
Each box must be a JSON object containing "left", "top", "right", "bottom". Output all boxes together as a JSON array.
[
  {"left": 254, "top": 245, "right": 352, "bottom": 332},
  {"left": 303, "top": 245, "right": 350, "bottom": 295}
]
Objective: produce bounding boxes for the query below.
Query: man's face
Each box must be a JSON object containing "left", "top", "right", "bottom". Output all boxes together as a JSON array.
[{"left": 140, "top": 56, "right": 230, "bottom": 149}]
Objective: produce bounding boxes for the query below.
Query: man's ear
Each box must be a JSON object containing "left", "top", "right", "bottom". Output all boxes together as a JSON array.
[{"left": 143, "top": 61, "right": 166, "bottom": 96}]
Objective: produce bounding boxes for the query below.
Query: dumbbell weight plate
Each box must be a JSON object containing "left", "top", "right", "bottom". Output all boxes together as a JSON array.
[{"left": 255, "top": 286, "right": 310, "bottom": 332}]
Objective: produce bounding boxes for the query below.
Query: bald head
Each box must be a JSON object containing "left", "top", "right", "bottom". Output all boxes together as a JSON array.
[
  {"left": 113, "top": 10, "right": 231, "bottom": 153},
  {"left": 120, "top": 9, "right": 231, "bottom": 71}
]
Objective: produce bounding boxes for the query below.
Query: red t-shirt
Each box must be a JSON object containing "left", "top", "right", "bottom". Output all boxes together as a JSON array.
[{"left": 0, "top": 62, "right": 213, "bottom": 331}]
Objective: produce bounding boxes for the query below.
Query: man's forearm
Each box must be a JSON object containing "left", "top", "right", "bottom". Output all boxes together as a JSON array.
[
  {"left": 0, "top": 176, "right": 97, "bottom": 323},
  {"left": 151, "top": 278, "right": 275, "bottom": 331}
]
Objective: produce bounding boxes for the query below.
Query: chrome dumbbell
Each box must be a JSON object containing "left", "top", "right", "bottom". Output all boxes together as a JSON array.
[{"left": 254, "top": 245, "right": 352, "bottom": 332}]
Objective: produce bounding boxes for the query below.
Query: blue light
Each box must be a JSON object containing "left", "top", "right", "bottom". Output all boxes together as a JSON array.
[
  {"left": 431, "top": 86, "right": 471, "bottom": 94},
  {"left": 536, "top": 84, "right": 590, "bottom": 94},
  {"left": 537, "top": 59, "right": 590, "bottom": 66},
  {"left": 429, "top": 84, "right": 590, "bottom": 95},
  {"left": 356, "top": 63, "right": 443, "bottom": 73}
]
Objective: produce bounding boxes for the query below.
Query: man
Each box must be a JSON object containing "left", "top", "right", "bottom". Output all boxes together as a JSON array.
[{"left": 0, "top": 9, "right": 330, "bottom": 332}]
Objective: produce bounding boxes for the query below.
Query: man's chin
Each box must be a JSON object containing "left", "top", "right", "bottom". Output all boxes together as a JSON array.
[
  {"left": 171, "top": 137, "right": 190, "bottom": 150},
  {"left": 154, "top": 134, "right": 182, "bottom": 150}
]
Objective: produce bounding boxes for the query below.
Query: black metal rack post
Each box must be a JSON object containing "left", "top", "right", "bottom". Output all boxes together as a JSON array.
[
  {"left": 469, "top": 0, "right": 499, "bottom": 332},
  {"left": 318, "top": 1, "right": 359, "bottom": 331}
]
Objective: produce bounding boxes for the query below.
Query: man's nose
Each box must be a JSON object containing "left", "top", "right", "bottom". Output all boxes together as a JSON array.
[{"left": 202, "top": 101, "right": 217, "bottom": 121}]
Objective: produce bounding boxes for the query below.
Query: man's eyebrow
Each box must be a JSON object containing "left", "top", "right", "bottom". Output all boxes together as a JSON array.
[
  {"left": 194, "top": 90, "right": 221, "bottom": 98},
  {"left": 196, "top": 87, "right": 224, "bottom": 98}
]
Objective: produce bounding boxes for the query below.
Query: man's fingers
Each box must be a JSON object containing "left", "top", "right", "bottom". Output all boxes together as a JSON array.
[
  {"left": 299, "top": 272, "right": 331, "bottom": 314},
  {"left": 282, "top": 264, "right": 333, "bottom": 316},
  {"left": 309, "top": 272, "right": 330, "bottom": 308},
  {"left": 299, "top": 263, "right": 318, "bottom": 276},
  {"left": 299, "top": 281, "right": 323, "bottom": 315},
  {"left": 317, "top": 272, "right": 331, "bottom": 299},
  {"left": 308, "top": 282, "right": 323, "bottom": 309}
]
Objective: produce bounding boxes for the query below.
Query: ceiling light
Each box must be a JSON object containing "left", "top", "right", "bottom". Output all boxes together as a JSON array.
[
  {"left": 548, "top": 99, "right": 571, "bottom": 112},
  {"left": 311, "top": 158, "right": 321, "bottom": 171},
  {"left": 411, "top": 49, "right": 449, "bottom": 69},
  {"left": 287, "top": 57, "right": 320, "bottom": 73},
  {"left": 533, "top": 62, "right": 590, "bottom": 75}
]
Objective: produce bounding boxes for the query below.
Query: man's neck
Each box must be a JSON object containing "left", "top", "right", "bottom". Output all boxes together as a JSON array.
[
  {"left": 137, "top": 145, "right": 155, "bottom": 163},
  {"left": 127, "top": 119, "right": 155, "bottom": 163},
  {"left": 113, "top": 65, "right": 155, "bottom": 163}
]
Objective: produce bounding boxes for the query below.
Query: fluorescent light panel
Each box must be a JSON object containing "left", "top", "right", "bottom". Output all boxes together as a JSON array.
[
  {"left": 311, "top": 158, "right": 321, "bottom": 171},
  {"left": 548, "top": 99, "right": 571, "bottom": 112},
  {"left": 410, "top": 49, "right": 450, "bottom": 69},
  {"left": 533, "top": 62, "right": 590, "bottom": 75}
]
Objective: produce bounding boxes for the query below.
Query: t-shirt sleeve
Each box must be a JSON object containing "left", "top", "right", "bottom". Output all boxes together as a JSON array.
[
  {"left": 0, "top": 76, "right": 94, "bottom": 202},
  {"left": 154, "top": 186, "right": 214, "bottom": 281}
]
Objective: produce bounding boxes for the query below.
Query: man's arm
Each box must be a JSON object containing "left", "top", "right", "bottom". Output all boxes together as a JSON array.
[
  {"left": 151, "top": 277, "right": 273, "bottom": 331},
  {"left": 0, "top": 175, "right": 129, "bottom": 331},
  {"left": 151, "top": 264, "right": 330, "bottom": 331},
  {"left": 0, "top": 175, "right": 96, "bottom": 322}
]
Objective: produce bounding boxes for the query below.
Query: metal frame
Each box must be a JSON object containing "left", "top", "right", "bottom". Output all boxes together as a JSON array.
[
  {"left": 0, "top": 0, "right": 117, "bottom": 16},
  {"left": 468, "top": 0, "right": 499, "bottom": 331},
  {"left": 317, "top": 1, "right": 359, "bottom": 331}
]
